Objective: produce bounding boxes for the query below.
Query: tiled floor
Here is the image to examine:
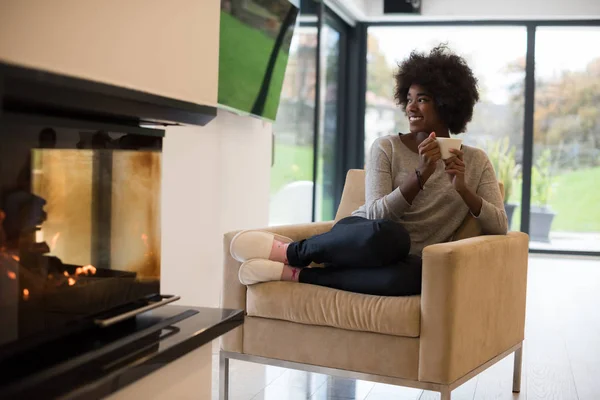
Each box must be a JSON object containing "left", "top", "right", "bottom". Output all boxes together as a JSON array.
[{"left": 213, "top": 255, "right": 600, "bottom": 400}]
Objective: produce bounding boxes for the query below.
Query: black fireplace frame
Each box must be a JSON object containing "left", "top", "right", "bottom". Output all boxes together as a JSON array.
[
  {"left": 0, "top": 62, "right": 217, "bottom": 127},
  {"left": 0, "top": 62, "right": 198, "bottom": 363}
]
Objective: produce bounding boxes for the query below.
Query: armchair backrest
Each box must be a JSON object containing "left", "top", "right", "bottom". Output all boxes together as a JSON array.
[
  {"left": 334, "top": 169, "right": 505, "bottom": 241},
  {"left": 334, "top": 169, "right": 366, "bottom": 222}
]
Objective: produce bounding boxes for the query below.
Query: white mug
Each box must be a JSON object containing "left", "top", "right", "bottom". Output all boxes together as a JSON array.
[{"left": 436, "top": 137, "right": 463, "bottom": 160}]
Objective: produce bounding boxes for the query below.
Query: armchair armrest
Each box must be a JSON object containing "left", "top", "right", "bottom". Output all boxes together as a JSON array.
[
  {"left": 221, "top": 220, "right": 335, "bottom": 352},
  {"left": 418, "top": 232, "right": 529, "bottom": 384}
]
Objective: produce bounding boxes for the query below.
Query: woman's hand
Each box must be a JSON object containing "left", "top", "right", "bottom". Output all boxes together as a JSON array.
[
  {"left": 445, "top": 148, "right": 467, "bottom": 192},
  {"left": 417, "top": 132, "right": 441, "bottom": 181}
]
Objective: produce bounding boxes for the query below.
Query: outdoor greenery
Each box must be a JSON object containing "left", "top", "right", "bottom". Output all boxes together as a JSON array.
[
  {"left": 365, "top": 32, "right": 600, "bottom": 233},
  {"left": 552, "top": 167, "right": 600, "bottom": 232},
  {"left": 511, "top": 166, "right": 600, "bottom": 232},
  {"left": 531, "top": 149, "right": 555, "bottom": 209},
  {"left": 270, "top": 144, "right": 313, "bottom": 194},
  {"left": 487, "top": 138, "right": 520, "bottom": 204}
]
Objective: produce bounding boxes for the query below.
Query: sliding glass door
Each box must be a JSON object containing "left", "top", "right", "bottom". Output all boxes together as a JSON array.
[
  {"left": 365, "top": 26, "right": 527, "bottom": 230},
  {"left": 315, "top": 17, "right": 346, "bottom": 222},
  {"left": 269, "top": 26, "right": 318, "bottom": 226},
  {"left": 364, "top": 22, "right": 600, "bottom": 256},
  {"left": 529, "top": 27, "right": 600, "bottom": 252},
  {"left": 269, "top": 9, "right": 350, "bottom": 226}
]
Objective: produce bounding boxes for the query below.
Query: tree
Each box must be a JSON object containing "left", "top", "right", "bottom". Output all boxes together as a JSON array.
[
  {"left": 506, "top": 55, "right": 600, "bottom": 150},
  {"left": 367, "top": 35, "right": 395, "bottom": 99}
]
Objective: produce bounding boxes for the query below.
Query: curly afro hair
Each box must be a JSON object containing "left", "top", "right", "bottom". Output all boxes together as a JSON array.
[{"left": 394, "top": 44, "right": 479, "bottom": 134}]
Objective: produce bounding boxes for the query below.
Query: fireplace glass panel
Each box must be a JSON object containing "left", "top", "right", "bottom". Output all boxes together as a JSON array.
[{"left": 0, "top": 118, "right": 162, "bottom": 357}]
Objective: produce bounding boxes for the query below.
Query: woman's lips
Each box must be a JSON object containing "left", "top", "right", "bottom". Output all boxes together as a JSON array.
[{"left": 409, "top": 116, "right": 423, "bottom": 123}]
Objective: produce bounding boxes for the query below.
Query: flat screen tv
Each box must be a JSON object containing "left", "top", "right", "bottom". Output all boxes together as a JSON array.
[{"left": 218, "top": 0, "right": 300, "bottom": 122}]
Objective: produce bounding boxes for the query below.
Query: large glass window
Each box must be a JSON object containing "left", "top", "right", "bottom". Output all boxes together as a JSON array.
[
  {"left": 269, "top": 27, "right": 317, "bottom": 226},
  {"left": 270, "top": 12, "right": 349, "bottom": 226},
  {"left": 529, "top": 27, "right": 600, "bottom": 252},
  {"left": 365, "top": 26, "right": 527, "bottom": 230},
  {"left": 315, "top": 23, "right": 341, "bottom": 222}
]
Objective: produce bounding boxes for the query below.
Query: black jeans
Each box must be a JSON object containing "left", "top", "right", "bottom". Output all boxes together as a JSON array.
[{"left": 287, "top": 216, "right": 422, "bottom": 296}]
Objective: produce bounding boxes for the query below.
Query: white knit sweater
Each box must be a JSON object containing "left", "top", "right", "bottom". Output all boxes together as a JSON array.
[{"left": 352, "top": 134, "right": 508, "bottom": 255}]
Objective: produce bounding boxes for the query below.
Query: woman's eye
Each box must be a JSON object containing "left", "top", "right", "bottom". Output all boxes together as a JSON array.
[{"left": 418, "top": 98, "right": 428, "bottom": 103}]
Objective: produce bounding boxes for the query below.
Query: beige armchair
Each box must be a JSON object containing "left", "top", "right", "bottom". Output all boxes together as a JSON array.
[{"left": 220, "top": 169, "right": 529, "bottom": 400}]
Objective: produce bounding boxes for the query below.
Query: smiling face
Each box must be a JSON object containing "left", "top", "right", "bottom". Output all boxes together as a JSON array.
[{"left": 405, "top": 84, "right": 447, "bottom": 135}]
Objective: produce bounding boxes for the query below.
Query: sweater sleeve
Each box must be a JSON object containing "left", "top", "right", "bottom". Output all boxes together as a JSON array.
[
  {"left": 364, "top": 138, "right": 411, "bottom": 219},
  {"left": 474, "top": 157, "right": 509, "bottom": 235}
]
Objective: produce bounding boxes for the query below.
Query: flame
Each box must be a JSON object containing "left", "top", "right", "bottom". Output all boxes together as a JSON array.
[
  {"left": 7, "top": 271, "right": 16, "bottom": 280},
  {"left": 11, "top": 255, "right": 20, "bottom": 262},
  {"left": 50, "top": 232, "right": 61, "bottom": 251},
  {"left": 75, "top": 265, "right": 97, "bottom": 276},
  {"left": 63, "top": 271, "right": 69, "bottom": 277},
  {"left": 23, "top": 288, "right": 30, "bottom": 298},
  {"left": 68, "top": 277, "right": 76, "bottom": 286},
  {"left": 82, "top": 265, "right": 97, "bottom": 275}
]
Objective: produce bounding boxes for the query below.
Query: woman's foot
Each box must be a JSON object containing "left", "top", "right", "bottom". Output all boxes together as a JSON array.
[
  {"left": 270, "top": 240, "right": 289, "bottom": 264},
  {"left": 230, "top": 230, "right": 292, "bottom": 263},
  {"left": 281, "top": 265, "right": 301, "bottom": 282},
  {"left": 238, "top": 260, "right": 301, "bottom": 285}
]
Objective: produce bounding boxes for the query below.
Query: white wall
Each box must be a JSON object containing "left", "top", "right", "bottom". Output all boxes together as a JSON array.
[
  {"left": 0, "top": 0, "right": 219, "bottom": 106},
  {"left": 161, "top": 111, "right": 272, "bottom": 308},
  {"left": 0, "top": 0, "right": 272, "bottom": 309},
  {"left": 361, "top": 0, "right": 600, "bottom": 18}
]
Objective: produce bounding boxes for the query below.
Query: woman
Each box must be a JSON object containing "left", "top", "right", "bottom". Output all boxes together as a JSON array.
[{"left": 230, "top": 45, "right": 508, "bottom": 296}]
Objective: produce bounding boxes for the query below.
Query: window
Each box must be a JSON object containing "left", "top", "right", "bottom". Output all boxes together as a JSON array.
[
  {"left": 315, "top": 22, "right": 342, "bottom": 222},
  {"left": 529, "top": 27, "right": 600, "bottom": 252},
  {"left": 365, "top": 26, "right": 527, "bottom": 229},
  {"left": 269, "top": 27, "right": 317, "bottom": 226}
]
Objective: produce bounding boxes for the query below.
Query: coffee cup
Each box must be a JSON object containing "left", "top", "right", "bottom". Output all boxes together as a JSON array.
[{"left": 436, "top": 137, "right": 463, "bottom": 160}]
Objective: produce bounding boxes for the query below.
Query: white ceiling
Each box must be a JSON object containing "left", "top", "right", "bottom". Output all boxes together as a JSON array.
[{"left": 334, "top": 0, "right": 600, "bottom": 21}]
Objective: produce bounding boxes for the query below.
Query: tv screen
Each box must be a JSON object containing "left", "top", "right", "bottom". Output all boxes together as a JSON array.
[{"left": 218, "top": 0, "right": 300, "bottom": 122}]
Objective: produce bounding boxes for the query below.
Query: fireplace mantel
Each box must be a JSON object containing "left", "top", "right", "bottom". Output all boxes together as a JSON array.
[{"left": 0, "top": 63, "right": 217, "bottom": 128}]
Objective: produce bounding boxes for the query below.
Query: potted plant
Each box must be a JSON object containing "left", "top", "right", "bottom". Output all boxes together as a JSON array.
[
  {"left": 530, "top": 149, "right": 556, "bottom": 242},
  {"left": 488, "top": 138, "right": 520, "bottom": 230}
]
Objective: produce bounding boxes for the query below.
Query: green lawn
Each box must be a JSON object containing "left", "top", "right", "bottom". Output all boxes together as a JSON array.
[
  {"left": 271, "top": 143, "right": 338, "bottom": 221},
  {"left": 270, "top": 143, "right": 313, "bottom": 194},
  {"left": 509, "top": 166, "right": 600, "bottom": 232},
  {"left": 218, "top": 12, "right": 288, "bottom": 120},
  {"left": 552, "top": 166, "right": 600, "bottom": 232}
]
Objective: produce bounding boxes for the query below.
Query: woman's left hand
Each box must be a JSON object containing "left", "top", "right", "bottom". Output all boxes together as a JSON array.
[{"left": 445, "top": 148, "right": 466, "bottom": 192}]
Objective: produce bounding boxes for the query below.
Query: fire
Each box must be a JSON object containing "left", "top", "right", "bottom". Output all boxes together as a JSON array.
[
  {"left": 11, "top": 255, "right": 20, "bottom": 262},
  {"left": 82, "top": 265, "right": 97, "bottom": 274},
  {"left": 50, "top": 232, "right": 61, "bottom": 251},
  {"left": 7, "top": 271, "right": 16, "bottom": 280},
  {"left": 63, "top": 271, "right": 69, "bottom": 277},
  {"left": 23, "top": 288, "right": 30, "bottom": 299},
  {"left": 75, "top": 265, "right": 97, "bottom": 275},
  {"left": 68, "top": 277, "right": 76, "bottom": 286}
]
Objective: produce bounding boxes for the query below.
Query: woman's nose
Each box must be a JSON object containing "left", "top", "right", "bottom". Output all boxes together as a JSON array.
[{"left": 406, "top": 100, "right": 416, "bottom": 113}]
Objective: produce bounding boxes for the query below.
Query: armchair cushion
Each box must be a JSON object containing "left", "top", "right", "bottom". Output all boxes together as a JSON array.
[
  {"left": 247, "top": 281, "right": 421, "bottom": 337},
  {"left": 221, "top": 221, "right": 335, "bottom": 353}
]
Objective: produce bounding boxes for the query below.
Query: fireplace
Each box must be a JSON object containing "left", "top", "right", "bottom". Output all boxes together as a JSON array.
[
  {"left": 0, "top": 63, "right": 245, "bottom": 399},
  {"left": 0, "top": 108, "right": 167, "bottom": 362}
]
